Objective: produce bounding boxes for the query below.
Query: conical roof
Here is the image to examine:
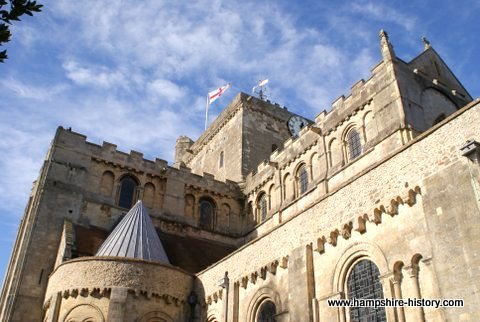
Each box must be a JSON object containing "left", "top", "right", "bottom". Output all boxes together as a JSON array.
[{"left": 96, "top": 200, "right": 170, "bottom": 264}]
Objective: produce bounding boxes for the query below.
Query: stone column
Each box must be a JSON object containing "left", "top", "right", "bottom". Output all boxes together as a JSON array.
[
  {"left": 379, "top": 273, "right": 396, "bottom": 322},
  {"left": 392, "top": 271, "right": 405, "bottom": 322},
  {"left": 407, "top": 265, "right": 425, "bottom": 322},
  {"left": 230, "top": 282, "right": 239, "bottom": 322}
]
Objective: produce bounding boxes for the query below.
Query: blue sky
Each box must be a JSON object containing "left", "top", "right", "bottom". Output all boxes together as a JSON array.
[{"left": 0, "top": 1, "right": 479, "bottom": 282}]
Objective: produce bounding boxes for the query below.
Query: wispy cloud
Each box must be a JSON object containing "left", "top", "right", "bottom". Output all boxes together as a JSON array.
[
  {"left": 350, "top": 1, "right": 416, "bottom": 31},
  {"left": 2, "top": 78, "right": 66, "bottom": 101},
  {"left": 63, "top": 61, "right": 127, "bottom": 89},
  {"left": 2, "top": 0, "right": 479, "bottom": 281}
]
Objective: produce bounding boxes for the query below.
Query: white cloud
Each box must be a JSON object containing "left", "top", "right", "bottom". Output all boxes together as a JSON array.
[
  {"left": 2, "top": 78, "right": 66, "bottom": 101},
  {"left": 350, "top": 2, "right": 416, "bottom": 31},
  {"left": 147, "top": 79, "right": 187, "bottom": 103},
  {"left": 63, "top": 61, "right": 127, "bottom": 89}
]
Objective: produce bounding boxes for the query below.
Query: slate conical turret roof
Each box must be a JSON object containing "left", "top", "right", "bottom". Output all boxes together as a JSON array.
[{"left": 96, "top": 200, "right": 170, "bottom": 264}]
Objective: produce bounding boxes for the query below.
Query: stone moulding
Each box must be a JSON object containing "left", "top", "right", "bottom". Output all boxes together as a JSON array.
[
  {"left": 203, "top": 257, "right": 285, "bottom": 307},
  {"left": 44, "top": 257, "right": 193, "bottom": 309},
  {"left": 324, "top": 98, "right": 372, "bottom": 136},
  {"left": 315, "top": 186, "right": 422, "bottom": 255}
]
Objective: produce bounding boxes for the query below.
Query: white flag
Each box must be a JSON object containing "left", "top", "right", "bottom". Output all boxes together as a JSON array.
[
  {"left": 258, "top": 79, "right": 269, "bottom": 87},
  {"left": 208, "top": 83, "right": 231, "bottom": 105},
  {"left": 252, "top": 79, "right": 269, "bottom": 92}
]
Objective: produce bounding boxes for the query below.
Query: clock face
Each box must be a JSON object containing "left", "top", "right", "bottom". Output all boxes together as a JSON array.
[{"left": 287, "top": 115, "right": 308, "bottom": 136}]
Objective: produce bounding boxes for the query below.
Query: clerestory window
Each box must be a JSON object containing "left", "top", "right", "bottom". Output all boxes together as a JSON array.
[
  {"left": 258, "top": 193, "right": 267, "bottom": 222},
  {"left": 297, "top": 165, "right": 308, "bottom": 195},
  {"left": 347, "top": 129, "right": 362, "bottom": 160}
]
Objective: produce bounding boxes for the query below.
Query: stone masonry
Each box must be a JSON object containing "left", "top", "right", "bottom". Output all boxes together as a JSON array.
[{"left": 0, "top": 30, "right": 478, "bottom": 322}]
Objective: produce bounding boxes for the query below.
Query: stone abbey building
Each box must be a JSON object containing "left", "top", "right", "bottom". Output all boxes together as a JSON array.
[{"left": 1, "top": 31, "right": 479, "bottom": 322}]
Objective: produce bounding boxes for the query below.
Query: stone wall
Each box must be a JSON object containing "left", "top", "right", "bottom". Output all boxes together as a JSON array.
[
  {"left": 196, "top": 99, "right": 480, "bottom": 321},
  {"left": 44, "top": 257, "right": 194, "bottom": 321},
  {"left": 183, "top": 93, "right": 300, "bottom": 183},
  {"left": 0, "top": 126, "right": 246, "bottom": 321}
]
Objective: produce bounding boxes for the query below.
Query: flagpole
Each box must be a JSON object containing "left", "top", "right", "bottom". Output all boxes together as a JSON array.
[{"left": 205, "top": 95, "right": 209, "bottom": 130}]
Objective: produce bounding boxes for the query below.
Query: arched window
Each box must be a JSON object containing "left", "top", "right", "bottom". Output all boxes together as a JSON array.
[
  {"left": 219, "top": 151, "right": 224, "bottom": 168},
  {"left": 199, "top": 198, "right": 215, "bottom": 230},
  {"left": 257, "top": 300, "right": 276, "bottom": 322},
  {"left": 297, "top": 165, "right": 308, "bottom": 195},
  {"left": 118, "top": 176, "right": 138, "bottom": 209},
  {"left": 347, "top": 129, "right": 362, "bottom": 160},
  {"left": 347, "top": 259, "right": 386, "bottom": 322},
  {"left": 258, "top": 193, "right": 267, "bottom": 222}
]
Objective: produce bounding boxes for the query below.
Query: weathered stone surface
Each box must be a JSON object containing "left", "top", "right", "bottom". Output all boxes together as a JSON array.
[{"left": 1, "top": 31, "right": 479, "bottom": 322}]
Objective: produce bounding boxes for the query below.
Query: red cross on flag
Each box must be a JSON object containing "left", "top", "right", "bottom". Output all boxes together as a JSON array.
[{"left": 208, "top": 83, "right": 231, "bottom": 105}]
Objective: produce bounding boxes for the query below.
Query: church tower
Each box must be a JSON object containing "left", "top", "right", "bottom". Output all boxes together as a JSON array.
[{"left": 176, "top": 93, "right": 311, "bottom": 182}]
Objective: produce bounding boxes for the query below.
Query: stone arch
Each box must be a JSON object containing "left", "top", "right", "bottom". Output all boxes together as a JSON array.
[
  {"left": 221, "top": 203, "right": 231, "bottom": 216},
  {"left": 207, "top": 309, "right": 221, "bottom": 322},
  {"left": 331, "top": 244, "right": 390, "bottom": 322},
  {"left": 256, "top": 191, "right": 268, "bottom": 222},
  {"left": 332, "top": 242, "right": 389, "bottom": 293},
  {"left": 294, "top": 162, "right": 309, "bottom": 197},
  {"left": 184, "top": 194, "right": 195, "bottom": 218},
  {"left": 62, "top": 304, "right": 105, "bottom": 322},
  {"left": 247, "top": 200, "right": 254, "bottom": 222},
  {"left": 282, "top": 173, "right": 292, "bottom": 202},
  {"left": 346, "top": 259, "right": 387, "bottom": 322},
  {"left": 246, "top": 286, "right": 283, "bottom": 322},
  {"left": 328, "top": 137, "right": 342, "bottom": 168},
  {"left": 143, "top": 182, "right": 156, "bottom": 208},
  {"left": 220, "top": 203, "right": 232, "bottom": 229},
  {"left": 362, "top": 110, "right": 376, "bottom": 144},
  {"left": 138, "top": 311, "right": 174, "bottom": 322},
  {"left": 342, "top": 123, "right": 362, "bottom": 161},
  {"left": 99, "top": 171, "right": 114, "bottom": 196},
  {"left": 411, "top": 253, "right": 423, "bottom": 267},
  {"left": 268, "top": 184, "right": 275, "bottom": 210},
  {"left": 310, "top": 152, "right": 319, "bottom": 181},
  {"left": 198, "top": 196, "right": 216, "bottom": 230},
  {"left": 393, "top": 261, "right": 404, "bottom": 275},
  {"left": 117, "top": 174, "right": 140, "bottom": 209}
]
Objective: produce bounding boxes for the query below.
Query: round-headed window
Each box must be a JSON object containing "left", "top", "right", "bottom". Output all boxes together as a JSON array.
[
  {"left": 347, "top": 259, "right": 386, "bottom": 322},
  {"left": 257, "top": 300, "right": 276, "bottom": 322},
  {"left": 118, "top": 176, "right": 138, "bottom": 209},
  {"left": 347, "top": 129, "right": 362, "bottom": 160},
  {"left": 297, "top": 165, "right": 308, "bottom": 195},
  {"left": 199, "top": 198, "right": 215, "bottom": 230},
  {"left": 258, "top": 193, "right": 267, "bottom": 222}
]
